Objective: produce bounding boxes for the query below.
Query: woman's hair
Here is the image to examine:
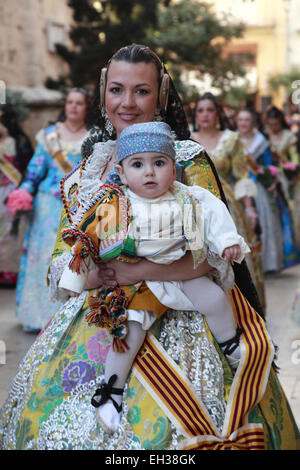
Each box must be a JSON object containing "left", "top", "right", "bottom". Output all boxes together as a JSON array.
[
  {"left": 0, "top": 110, "right": 33, "bottom": 174},
  {"left": 192, "top": 92, "right": 231, "bottom": 131},
  {"left": 266, "top": 105, "right": 289, "bottom": 129},
  {"left": 82, "top": 44, "right": 190, "bottom": 157},
  {"left": 57, "top": 88, "right": 92, "bottom": 123},
  {"left": 109, "top": 44, "right": 162, "bottom": 82}
]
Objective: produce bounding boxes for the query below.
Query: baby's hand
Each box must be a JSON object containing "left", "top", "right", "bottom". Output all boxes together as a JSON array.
[{"left": 222, "top": 244, "right": 241, "bottom": 262}]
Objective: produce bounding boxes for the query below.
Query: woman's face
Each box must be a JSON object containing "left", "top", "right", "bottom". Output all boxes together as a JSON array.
[
  {"left": 105, "top": 60, "right": 159, "bottom": 137},
  {"left": 267, "top": 117, "right": 282, "bottom": 134},
  {"left": 236, "top": 111, "right": 254, "bottom": 135},
  {"left": 64, "top": 92, "right": 87, "bottom": 123},
  {"left": 195, "top": 99, "right": 218, "bottom": 130}
]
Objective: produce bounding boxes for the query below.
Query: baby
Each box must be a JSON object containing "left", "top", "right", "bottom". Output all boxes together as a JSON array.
[{"left": 59, "top": 122, "right": 250, "bottom": 434}]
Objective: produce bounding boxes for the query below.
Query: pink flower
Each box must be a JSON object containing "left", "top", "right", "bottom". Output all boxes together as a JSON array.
[
  {"left": 87, "top": 331, "right": 111, "bottom": 363},
  {"left": 267, "top": 165, "right": 280, "bottom": 176},
  {"left": 283, "top": 161, "right": 297, "bottom": 171},
  {"left": 257, "top": 168, "right": 264, "bottom": 175},
  {"left": 6, "top": 189, "right": 33, "bottom": 215}
]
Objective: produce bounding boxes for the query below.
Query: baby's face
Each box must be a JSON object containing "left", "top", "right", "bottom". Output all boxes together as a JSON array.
[{"left": 117, "top": 152, "right": 176, "bottom": 198}]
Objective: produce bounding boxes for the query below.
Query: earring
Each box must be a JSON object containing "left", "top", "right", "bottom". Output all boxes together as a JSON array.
[
  {"left": 153, "top": 108, "right": 163, "bottom": 122},
  {"left": 101, "top": 107, "right": 114, "bottom": 135}
]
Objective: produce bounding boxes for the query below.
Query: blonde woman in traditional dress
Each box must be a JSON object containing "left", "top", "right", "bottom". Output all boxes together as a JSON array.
[{"left": 191, "top": 92, "right": 265, "bottom": 312}]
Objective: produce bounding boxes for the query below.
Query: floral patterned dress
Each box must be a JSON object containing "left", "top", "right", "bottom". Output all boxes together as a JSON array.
[
  {"left": 0, "top": 138, "right": 299, "bottom": 450},
  {"left": 15, "top": 124, "right": 87, "bottom": 331}
]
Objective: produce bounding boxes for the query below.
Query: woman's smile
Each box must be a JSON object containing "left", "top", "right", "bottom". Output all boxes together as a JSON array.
[{"left": 105, "top": 60, "right": 159, "bottom": 136}]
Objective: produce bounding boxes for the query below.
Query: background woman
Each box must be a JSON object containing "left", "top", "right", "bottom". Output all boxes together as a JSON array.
[
  {"left": 266, "top": 106, "right": 300, "bottom": 266},
  {"left": 0, "top": 45, "right": 298, "bottom": 450},
  {"left": 0, "top": 101, "right": 33, "bottom": 285},
  {"left": 191, "top": 92, "right": 265, "bottom": 312},
  {"left": 7, "top": 88, "right": 89, "bottom": 332},
  {"left": 236, "top": 108, "right": 284, "bottom": 274}
]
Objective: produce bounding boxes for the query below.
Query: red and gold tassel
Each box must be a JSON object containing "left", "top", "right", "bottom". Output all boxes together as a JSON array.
[{"left": 68, "top": 241, "right": 88, "bottom": 274}]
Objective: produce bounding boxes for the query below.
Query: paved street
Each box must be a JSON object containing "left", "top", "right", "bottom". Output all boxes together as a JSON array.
[{"left": 1, "top": 265, "right": 300, "bottom": 430}]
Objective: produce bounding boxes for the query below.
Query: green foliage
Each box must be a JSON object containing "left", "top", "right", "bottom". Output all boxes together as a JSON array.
[
  {"left": 147, "top": 1, "right": 246, "bottom": 94},
  {"left": 219, "top": 83, "right": 254, "bottom": 108},
  {"left": 0, "top": 89, "right": 30, "bottom": 122},
  {"left": 269, "top": 69, "right": 300, "bottom": 93},
  {"left": 47, "top": 0, "right": 160, "bottom": 89},
  {"left": 46, "top": 0, "right": 247, "bottom": 100}
]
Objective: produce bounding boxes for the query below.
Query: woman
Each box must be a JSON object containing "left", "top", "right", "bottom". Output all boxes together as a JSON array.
[
  {"left": 236, "top": 108, "right": 284, "bottom": 274},
  {"left": 0, "top": 107, "right": 33, "bottom": 285},
  {"left": 266, "top": 106, "right": 300, "bottom": 265},
  {"left": 191, "top": 93, "right": 265, "bottom": 312},
  {"left": 0, "top": 45, "right": 298, "bottom": 450},
  {"left": 7, "top": 88, "right": 89, "bottom": 331}
]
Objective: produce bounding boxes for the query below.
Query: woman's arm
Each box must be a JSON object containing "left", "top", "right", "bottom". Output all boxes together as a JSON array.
[
  {"left": 19, "top": 143, "right": 48, "bottom": 195},
  {"left": 85, "top": 252, "right": 212, "bottom": 288}
]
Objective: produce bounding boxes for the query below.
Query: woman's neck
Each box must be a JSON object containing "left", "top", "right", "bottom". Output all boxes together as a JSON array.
[
  {"left": 59, "top": 120, "right": 87, "bottom": 142},
  {"left": 192, "top": 127, "right": 223, "bottom": 152},
  {"left": 269, "top": 129, "right": 283, "bottom": 140},
  {"left": 63, "top": 119, "right": 86, "bottom": 134},
  {"left": 239, "top": 129, "right": 255, "bottom": 139},
  {"left": 195, "top": 127, "right": 220, "bottom": 138},
  {"left": 239, "top": 130, "right": 255, "bottom": 151}
]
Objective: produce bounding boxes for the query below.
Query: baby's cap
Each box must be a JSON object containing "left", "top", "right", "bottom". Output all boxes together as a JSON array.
[{"left": 117, "top": 121, "right": 176, "bottom": 163}]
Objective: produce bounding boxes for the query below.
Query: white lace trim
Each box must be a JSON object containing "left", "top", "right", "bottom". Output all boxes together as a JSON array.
[
  {"left": 234, "top": 178, "right": 257, "bottom": 200},
  {"left": 175, "top": 140, "right": 205, "bottom": 162},
  {"left": 206, "top": 250, "right": 235, "bottom": 291},
  {"left": 68, "top": 140, "right": 116, "bottom": 229},
  {"left": 79, "top": 140, "right": 115, "bottom": 205},
  {"left": 48, "top": 252, "right": 72, "bottom": 302}
]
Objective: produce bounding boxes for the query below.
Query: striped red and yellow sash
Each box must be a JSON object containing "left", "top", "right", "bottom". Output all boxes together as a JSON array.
[
  {"left": 132, "top": 284, "right": 274, "bottom": 450},
  {"left": 0, "top": 152, "right": 22, "bottom": 186}
]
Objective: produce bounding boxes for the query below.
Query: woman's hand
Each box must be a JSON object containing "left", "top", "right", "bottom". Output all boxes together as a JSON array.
[
  {"left": 84, "top": 261, "right": 118, "bottom": 289},
  {"left": 244, "top": 205, "right": 259, "bottom": 231},
  {"left": 84, "top": 253, "right": 213, "bottom": 290},
  {"left": 105, "top": 252, "right": 213, "bottom": 285},
  {"left": 243, "top": 196, "right": 258, "bottom": 231}
]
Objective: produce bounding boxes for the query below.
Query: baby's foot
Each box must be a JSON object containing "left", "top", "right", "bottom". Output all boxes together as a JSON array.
[
  {"left": 91, "top": 375, "right": 123, "bottom": 434},
  {"left": 96, "top": 400, "right": 122, "bottom": 434},
  {"left": 219, "top": 327, "right": 243, "bottom": 371},
  {"left": 224, "top": 346, "right": 241, "bottom": 370}
]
